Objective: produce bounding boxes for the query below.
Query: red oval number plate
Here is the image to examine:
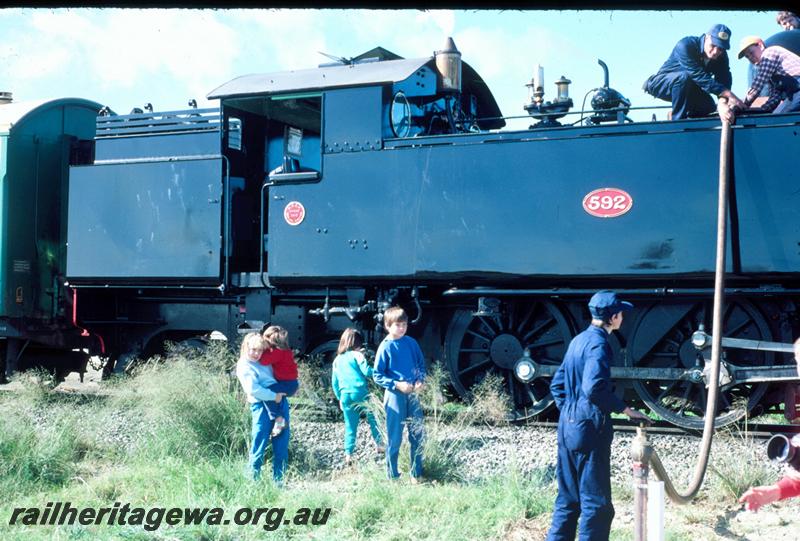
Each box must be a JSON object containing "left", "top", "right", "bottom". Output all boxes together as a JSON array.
[{"left": 582, "top": 188, "right": 633, "bottom": 218}]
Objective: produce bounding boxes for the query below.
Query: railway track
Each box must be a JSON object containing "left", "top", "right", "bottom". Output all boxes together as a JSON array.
[
  {"left": 521, "top": 417, "right": 800, "bottom": 440},
  {"left": 4, "top": 368, "right": 800, "bottom": 443}
]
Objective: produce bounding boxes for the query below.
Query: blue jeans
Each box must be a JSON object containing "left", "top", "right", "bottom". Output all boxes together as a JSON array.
[
  {"left": 249, "top": 399, "right": 290, "bottom": 482},
  {"left": 644, "top": 71, "right": 716, "bottom": 119},
  {"left": 774, "top": 75, "right": 800, "bottom": 114},
  {"left": 384, "top": 389, "right": 424, "bottom": 479},
  {"left": 265, "top": 379, "right": 299, "bottom": 420},
  {"left": 341, "top": 391, "right": 382, "bottom": 455}
]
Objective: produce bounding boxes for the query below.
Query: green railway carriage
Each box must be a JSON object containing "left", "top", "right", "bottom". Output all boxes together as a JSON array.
[{"left": 0, "top": 96, "right": 102, "bottom": 379}]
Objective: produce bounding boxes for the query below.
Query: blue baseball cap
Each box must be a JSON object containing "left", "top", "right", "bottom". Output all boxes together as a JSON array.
[
  {"left": 707, "top": 24, "right": 732, "bottom": 50},
  {"left": 588, "top": 290, "right": 634, "bottom": 320}
]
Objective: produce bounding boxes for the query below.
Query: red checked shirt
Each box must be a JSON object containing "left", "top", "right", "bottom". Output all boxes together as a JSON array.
[{"left": 745, "top": 45, "right": 800, "bottom": 111}]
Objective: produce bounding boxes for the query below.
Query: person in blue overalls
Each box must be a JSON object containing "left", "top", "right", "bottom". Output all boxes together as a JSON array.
[
  {"left": 643, "top": 24, "right": 744, "bottom": 119},
  {"left": 545, "top": 291, "right": 651, "bottom": 541}
]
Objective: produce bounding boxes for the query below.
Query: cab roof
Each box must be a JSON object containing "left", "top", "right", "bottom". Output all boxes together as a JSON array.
[
  {"left": 207, "top": 54, "right": 505, "bottom": 130},
  {"left": 0, "top": 97, "right": 103, "bottom": 134}
]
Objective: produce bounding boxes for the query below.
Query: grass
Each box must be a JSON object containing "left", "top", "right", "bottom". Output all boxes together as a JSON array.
[
  {"left": 0, "top": 347, "right": 552, "bottom": 541},
  {"left": 1, "top": 346, "right": 796, "bottom": 540},
  {"left": 706, "top": 422, "right": 779, "bottom": 502}
]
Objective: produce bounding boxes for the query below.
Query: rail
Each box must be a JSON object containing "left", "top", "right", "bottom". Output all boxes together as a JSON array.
[
  {"left": 95, "top": 107, "right": 221, "bottom": 138},
  {"left": 471, "top": 105, "right": 795, "bottom": 131},
  {"left": 474, "top": 105, "right": 673, "bottom": 126}
]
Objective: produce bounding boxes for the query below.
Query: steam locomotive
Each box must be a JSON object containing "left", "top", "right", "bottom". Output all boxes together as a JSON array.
[{"left": 2, "top": 32, "right": 800, "bottom": 430}]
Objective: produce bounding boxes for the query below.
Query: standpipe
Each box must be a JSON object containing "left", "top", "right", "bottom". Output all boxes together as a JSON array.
[{"left": 630, "top": 118, "right": 733, "bottom": 521}]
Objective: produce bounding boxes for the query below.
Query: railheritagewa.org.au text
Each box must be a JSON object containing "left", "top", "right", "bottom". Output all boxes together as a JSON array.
[{"left": 8, "top": 502, "right": 331, "bottom": 531}]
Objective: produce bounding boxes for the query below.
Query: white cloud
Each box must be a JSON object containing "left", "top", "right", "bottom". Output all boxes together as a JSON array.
[
  {"left": 0, "top": 8, "right": 23, "bottom": 18},
  {"left": 30, "top": 8, "right": 94, "bottom": 39},
  {"left": 0, "top": 10, "right": 87, "bottom": 83},
  {"left": 229, "top": 9, "right": 329, "bottom": 71},
  {"left": 415, "top": 9, "right": 455, "bottom": 37},
  {"left": 10, "top": 47, "right": 70, "bottom": 80},
  {"left": 222, "top": 9, "right": 457, "bottom": 73},
  {"left": 88, "top": 10, "right": 239, "bottom": 89},
  {"left": 1, "top": 8, "right": 239, "bottom": 108}
]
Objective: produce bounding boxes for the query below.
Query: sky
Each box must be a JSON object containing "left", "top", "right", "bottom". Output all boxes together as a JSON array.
[{"left": 0, "top": 8, "right": 787, "bottom": 129}]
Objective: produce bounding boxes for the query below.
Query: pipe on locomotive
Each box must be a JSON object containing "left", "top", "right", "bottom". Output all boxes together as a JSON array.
[
  {"left": 259, "top": 180, "right": 274, "bottom": 289},
  {"left": 636, "top": 119, "right": 734, "bottom": 505}
]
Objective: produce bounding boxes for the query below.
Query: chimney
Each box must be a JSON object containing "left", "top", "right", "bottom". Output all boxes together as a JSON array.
[{"left": 435, "top": 37, "right": 462, "bottom": 93}]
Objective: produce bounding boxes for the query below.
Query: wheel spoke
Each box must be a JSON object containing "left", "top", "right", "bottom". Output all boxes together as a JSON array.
[
  {"left": 515, "top": 306, "right": 536, "bottom": 335},
  {"left": 656, "top": 380, "right": 679, "bottom": 403},
  {"left": 507, "top": 375, "right": 517, "bottom": 407},
  {"left": 522, "top": 317, "right": 554, "bottom": 343},
  {"left": 719, "top": 391, "right": 731, "bottom": 410},
  {"left": 698, "top": 384, "right": 707, "bottom": 415},
  {"left": 722, "top": 302, "right": 733, "bottom": 322},
  {"left": 466, "top": 329, "right": 491, "bottom": 343},
  {"left": 726, "top": 317, "right": 752, "bottom": 338},
  {"left": 535, "top": 356, "right": 561, "bottom": 365},
  {"left": 478, "top": 316, "right": 498, "bottom": 336},
  {"left": 681, "top": 382, "right": 693, "bottom": 402},
  {"left": 528, "top": 336, "right": 564, "bottom": 348},
  {"left": 652, "top": 352, "right": 678, "bottom": 358},
  {"left": 458, "top": 357, "right": 492, "bottom": 376}
]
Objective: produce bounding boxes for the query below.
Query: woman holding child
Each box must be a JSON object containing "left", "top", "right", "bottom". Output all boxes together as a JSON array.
[{"left": 235, "top": 332, "right": 291, "bottom": 483}]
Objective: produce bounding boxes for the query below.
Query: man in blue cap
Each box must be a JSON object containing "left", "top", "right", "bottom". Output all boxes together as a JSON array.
[
  {"left": 643, "top": 24, "right": 744, "bottom": 119},
  {"left": 545, "top": 290, "right": 651, "bottom": 541}
]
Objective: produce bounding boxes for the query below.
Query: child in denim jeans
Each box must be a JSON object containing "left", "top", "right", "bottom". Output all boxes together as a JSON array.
[{"left": 372, "top": 307, "right": 426, "bottom": 481}]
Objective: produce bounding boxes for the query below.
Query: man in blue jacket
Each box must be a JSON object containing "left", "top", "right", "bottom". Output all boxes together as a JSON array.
[
  {"left": 644, "top": 24, "right": 744, "bottom": 119},
  {"left": 545, "top": 291, "right": 651, "bottom": 541}
]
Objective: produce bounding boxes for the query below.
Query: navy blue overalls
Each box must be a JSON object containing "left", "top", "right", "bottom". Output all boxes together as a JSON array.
[
  {"left": 643, "top": 34, "right": 732, "bottom": 119},
  {"left": 545, "top": 325, "right": 627, "bottom": 541}
]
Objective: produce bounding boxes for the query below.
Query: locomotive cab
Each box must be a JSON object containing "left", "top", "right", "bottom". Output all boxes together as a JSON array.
[
  {"left": 219, "top": 93, "right": 323, "bottom": 274},
  {"left": 208, "top": 41, "right": 506, "bottom": 284}
]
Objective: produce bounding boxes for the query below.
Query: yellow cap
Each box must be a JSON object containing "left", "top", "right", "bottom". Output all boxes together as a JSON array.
[{"left": 737, "top": 35, "right": 763, "bottom": 59}]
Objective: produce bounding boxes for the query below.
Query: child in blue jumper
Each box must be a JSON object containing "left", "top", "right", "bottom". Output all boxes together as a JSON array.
[
  {"left": 331, "top": 328, "right": 384, "bottom": 464},
  {"left": 373, "top": 306, "right": 426, "bottom": 481}
]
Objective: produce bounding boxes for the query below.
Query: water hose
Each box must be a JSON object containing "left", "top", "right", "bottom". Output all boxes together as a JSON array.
[{"left": 632, "top": 118, "right": 732, "bottom": 504}]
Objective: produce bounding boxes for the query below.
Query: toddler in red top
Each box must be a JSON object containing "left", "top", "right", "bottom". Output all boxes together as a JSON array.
[{"left": 260, "top": 326, "right": 299, "bottom": 437}]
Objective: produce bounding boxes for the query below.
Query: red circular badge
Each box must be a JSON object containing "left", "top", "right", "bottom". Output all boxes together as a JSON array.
[
  {"left": 283, "top": 201, "right": 305, "bottom": 226},
  {"left": 582, "top": 188, "right": 633, "bottom": 218}
]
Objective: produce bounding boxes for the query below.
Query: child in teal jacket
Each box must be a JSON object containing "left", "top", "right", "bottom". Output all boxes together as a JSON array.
[{"left": 331, "top": 328, "right": 384, "bottom": 463}]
